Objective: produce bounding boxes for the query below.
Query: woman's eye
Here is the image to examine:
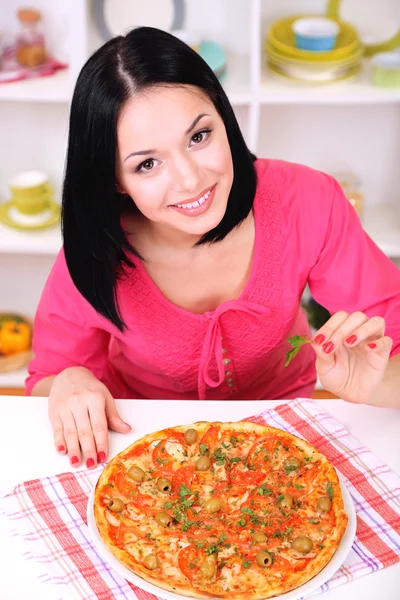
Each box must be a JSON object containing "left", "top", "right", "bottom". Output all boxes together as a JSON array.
[
  {"left": 137, "top": 158, "right": 157, "bottom": 173},
  {"left": 190, "top": 129, "right": 211, "bottom": 146}
]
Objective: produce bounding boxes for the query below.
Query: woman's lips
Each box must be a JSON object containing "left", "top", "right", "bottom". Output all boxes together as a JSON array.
[{"left": 169, "top": 185, "right": 216, "bottom": 217}]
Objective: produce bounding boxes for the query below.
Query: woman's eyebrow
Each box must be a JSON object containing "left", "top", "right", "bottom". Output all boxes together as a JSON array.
[
  {"left": 123, "top": 113, "right": 210, "bottom": 163},
  {"left": 185, "top": 113, "right": 210, "bottom": 135}
]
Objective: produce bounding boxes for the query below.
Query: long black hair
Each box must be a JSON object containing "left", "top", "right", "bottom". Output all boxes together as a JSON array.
[{"left": 62, "top": 26, "right": 257, "bottom": 331}]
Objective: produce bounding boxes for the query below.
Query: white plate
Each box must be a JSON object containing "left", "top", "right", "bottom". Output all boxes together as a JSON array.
[
  {"left": 87, "top": 472, "right": 357, "bottom": 600},
  {"left": 332, "top": 0, "right": 400, "bottom": 46},
  {"left": 95, "top": 0, "right": 185, "bottom": 40}
]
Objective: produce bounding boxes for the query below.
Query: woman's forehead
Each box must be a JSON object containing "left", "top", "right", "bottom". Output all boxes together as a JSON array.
[{"left": 117, "top": 86, "right": 216, "bottom": 148}]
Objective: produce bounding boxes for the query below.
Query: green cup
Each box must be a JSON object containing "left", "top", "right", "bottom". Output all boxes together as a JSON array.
[{"left": 9, "top": 171, "right": 54, "bottom": 215}]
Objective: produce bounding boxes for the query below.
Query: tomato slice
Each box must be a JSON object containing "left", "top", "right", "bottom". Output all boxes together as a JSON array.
[
  {"left": 152, "top": 439, "right": 175, "bottom": 473},
  {"left": 230, "top": 469, "right": 265, "bottom": 486},
  {"left": 115, "top": 471, "right": 134, "bottom": 496},
  {"left": 162, "top": 429, "right": 186, "bottom": 445},
  {"left": 292, "top": 557, "right": 313, "bottom": 572},
  {"left": 178, "top": 544, "right": 202, "bottom": 581},
  {"left": 172, "top": 465, "right": 195, "bottom": 493},
  {"left": 199, "top": 426, "right": 220, "bottom": 449},
  {"left": 124, "top": 441, "right": 150, "bottom": 459},
  {"left": 129, "top": 491, "right": 158, "bottom": 515},
  {"left": 117, "top": 522, "right": 142, "bottom": 546}
]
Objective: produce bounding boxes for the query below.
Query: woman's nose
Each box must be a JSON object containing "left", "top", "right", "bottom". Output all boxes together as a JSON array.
[{"left": 170, "top": 155, "right": 200, "bottom": 193}]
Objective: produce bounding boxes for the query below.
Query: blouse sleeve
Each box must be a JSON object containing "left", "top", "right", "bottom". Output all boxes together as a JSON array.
[
  {"left": 26, "top": 250, "right": 111, "bottom": 394},
  {"left": 307, "top": 176, "right": 400, "bottom": 357}
]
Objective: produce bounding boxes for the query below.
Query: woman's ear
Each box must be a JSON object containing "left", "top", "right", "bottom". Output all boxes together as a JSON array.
[{"left": 115, "top": 182, "right": 126, "bottom": 194}]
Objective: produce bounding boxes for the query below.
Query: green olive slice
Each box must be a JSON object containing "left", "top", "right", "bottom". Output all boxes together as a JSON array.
[
  {"left": 144, "top": 554, "right": 159, "bottom": 570},
  {"left": 196, "top": 455, "right": 211, "bottom": 471},
  {"left": 155, "top": 511, "right": 173, "bottom": 527},
  {"left": 317, "top": 496, "right": 332, "bottom": 513},
  {"left": 292, "top": 536, "right": 313, "bottom": 554},
  {"left": 256, "top": 550, "right": 273, "bottom": 567},
  {"left": 107, "top": 498, "right": 125, "bottom": 512},
  {"left": 156, "top": 477, "right": 172, "bottom": 493},
  {"left": 252, "top": 531, "right": 267, "bottom": 544},
  {"left": 127, "top": 465, "right": 145, "bottom": 482},
  {"left": 184, "top": 428, "right": 198, "bottom": 445},
  {"left": 200, "top": 560, "right": 216, "bottom": 579},
  {"left": 283, "top": 457, "right": 302, "bottom": 471},
  {"left": 203, "top": 497, "right": 222, "bottom": 513},
  {"left": 278, "top": 494, "right": 293, "bottom": 509}
]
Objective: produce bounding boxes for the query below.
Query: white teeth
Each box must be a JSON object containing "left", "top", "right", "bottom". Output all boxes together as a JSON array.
[{"left": 176, "top": 188, "right": 211, "bottom": 209}]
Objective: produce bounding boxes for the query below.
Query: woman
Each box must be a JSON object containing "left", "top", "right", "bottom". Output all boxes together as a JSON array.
[{"left": 27, "top": 27, "right": 400, "bottom": 469}]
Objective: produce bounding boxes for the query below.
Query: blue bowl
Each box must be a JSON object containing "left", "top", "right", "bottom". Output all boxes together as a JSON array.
[
  {"left": 295, "top": 34, "right": 337, "bottom": 51},
  {"left": 293, "top": 18, "right": 339, "bottom": 52}
]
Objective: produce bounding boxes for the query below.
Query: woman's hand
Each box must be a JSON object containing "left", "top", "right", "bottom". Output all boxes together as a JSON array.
[
  {"left": 48, "top": 367, "right": 131, "bottom": 468},
  {"left": 312, "top": 311, "right": 393, "bottom": 404}
]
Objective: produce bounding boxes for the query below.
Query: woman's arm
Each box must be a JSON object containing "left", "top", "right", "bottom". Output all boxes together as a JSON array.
[
  {"left": 303, "top": 175, "right": 400, "bottom": 406},
  {"left": 31, "top": 375, "right": 55, "bottom": 396}
]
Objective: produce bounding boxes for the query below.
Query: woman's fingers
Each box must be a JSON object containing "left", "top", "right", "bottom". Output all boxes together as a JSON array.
[
  {"left": 105, "top": 393, "right": 131, "bottom": 433},
  {"left": 365, "top": 336, "right": 393, "bottom": 369},
  {"left": 343, "top": 315, "right": 385, "bottom": 347},
  {"left": 51, "top": 415, "right": 67, "bottom": 455},
  {"left": 313, "top": 312, "right": 386, "bottom": 356},
  {"left": 70, "top": 392, "right": 100, "bottom": 469},
  {"left": 88, "top": 394, "right": 110, "bottom": 464},
  {"left": 59, "top": 407, "right": 82, "bottom": 467}
]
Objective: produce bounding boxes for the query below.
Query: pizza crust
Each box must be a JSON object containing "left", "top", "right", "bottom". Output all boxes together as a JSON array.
[{"left": 94, "top": 421, "right": 348, "bottom": 599}]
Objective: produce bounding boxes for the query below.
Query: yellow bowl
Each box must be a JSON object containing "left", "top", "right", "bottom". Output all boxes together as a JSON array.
[
  {"left": 268, "top": 15, "right": 360, "bottom": 62},
  {"left": 268, "top": 60, "right": 361, "bottom": 84},
  {"left": 265, "top": 40, "right": 363, "bottom": 68}
]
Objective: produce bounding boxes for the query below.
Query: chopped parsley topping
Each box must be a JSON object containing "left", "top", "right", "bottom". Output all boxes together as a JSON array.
[
  {"left": 257, "top": 485, "right": 272, "bottom": 496},
  {"left": 213, "top": 448, "right": 226, "bottom": 465},
  {"left": 326, "top": 481, "right": 334, "bottom": 500},
  {"left": 200, "top": 443, "right": 209, "bottom": 455}
]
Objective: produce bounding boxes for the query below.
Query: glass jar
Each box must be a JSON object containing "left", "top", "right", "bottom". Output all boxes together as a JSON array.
[
  {"left": 330, "top": 170, "right": 364, "bottom": 218},
  {"left": 15, "top": 8, "right": 46, "bottom": 68}
]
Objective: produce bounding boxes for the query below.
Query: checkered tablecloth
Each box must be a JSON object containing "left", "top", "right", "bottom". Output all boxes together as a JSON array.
[{"left": 1, "top": 399, "right": 400, "bottom": 599}]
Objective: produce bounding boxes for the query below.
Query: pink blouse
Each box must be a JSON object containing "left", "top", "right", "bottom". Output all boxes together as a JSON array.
[{"left": 26, "top": 159, "right": 400, "bottom": 400}]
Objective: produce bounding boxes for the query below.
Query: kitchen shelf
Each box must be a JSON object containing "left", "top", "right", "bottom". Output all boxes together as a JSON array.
[
  {"left": 0, "top": 366, "right": 27, "bottom": 389},
  {"left": 222, "top": 55, "right": 252, "bottom": 105},
  {"left": 0, "top": 222, "right": 62, "bottom": 255},
  {"left": 1, "top": 204, "right": 398, "bottom": 258},
  {"left": 362, "top": 203, "right": 400, "bottom": 258},
  {"left": 261, "top": 62, "right": 400, "bottom": 105},
  {"left": 0, "top": 69, "right": 72, "bottom": 103}
]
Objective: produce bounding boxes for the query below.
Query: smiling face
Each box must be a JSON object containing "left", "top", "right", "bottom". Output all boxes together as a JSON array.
[{"left": 116, "top": 85, "right": 234, "bottom": 242}]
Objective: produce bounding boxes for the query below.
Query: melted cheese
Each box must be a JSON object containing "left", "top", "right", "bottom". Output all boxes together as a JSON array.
[
  {"left": 105, "top": 511, "right": 120, "bottom": 527},
  {"left": 124, "top": 541, "right": 154, "bottom": 560},
  {"left": 165, "top": 440, "right": 185, "bottom": 462}
]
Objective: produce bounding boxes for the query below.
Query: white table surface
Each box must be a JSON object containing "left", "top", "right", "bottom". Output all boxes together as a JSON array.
[{"left": 0, "top": 396, "right": 399, "bottom": 600}]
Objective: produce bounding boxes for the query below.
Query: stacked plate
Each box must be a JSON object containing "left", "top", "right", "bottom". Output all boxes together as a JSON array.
[{"left": 265, "top": 16, "right": 363, "bottom": 83}]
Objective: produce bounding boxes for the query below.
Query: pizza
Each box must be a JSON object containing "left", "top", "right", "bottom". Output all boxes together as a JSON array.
[{"left": 94, "top": 421, "right": 348, "bottom": 599}]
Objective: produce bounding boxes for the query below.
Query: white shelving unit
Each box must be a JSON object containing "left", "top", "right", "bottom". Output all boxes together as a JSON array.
[
  {"left": 0, "top": 69, "right": 73, "bottom": 103},
  {"left": 1, "top": 0, "right": 399, "bottom": 389},
  {"left": 260, "top": 63, "right": 400, "bottom": 105}
]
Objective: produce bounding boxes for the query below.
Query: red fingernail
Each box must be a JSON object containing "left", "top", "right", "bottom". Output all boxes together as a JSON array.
[
  {"left": 346, "top": 335, "right": 357, "bottom": 345},
  {"left": 368, "top": 343, "right": 377, "bottom": 349},
  {"left": 71, "top": 456, "right": 79, "bottom": 465},
  {"left": 323, "top": 342, "right": 335, "bottom": 354},
  {"left": 314, "top": 334, "right": 325, "bottom": 345},
  {"left": 86, "top": 458, "right": 95, "bottom": 468},
  {"left": 97, "top": 451, "right": 106, "bottom": 463},
  {"left": 57, "top": 445, "right": 65, "bottom": 453}
]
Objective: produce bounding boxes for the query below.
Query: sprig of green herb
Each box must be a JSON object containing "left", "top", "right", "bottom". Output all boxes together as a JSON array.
[
  {"left": 326, "top": 481, "right": 334, "bottom": 500},
  {"left": 285, "top": 335, "right": 312, "bottom": 367}
]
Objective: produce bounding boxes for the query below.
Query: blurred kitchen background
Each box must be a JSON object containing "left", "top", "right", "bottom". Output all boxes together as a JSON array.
[{"left": 0, "top": 0, "right": 399, "bottom": 395}]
